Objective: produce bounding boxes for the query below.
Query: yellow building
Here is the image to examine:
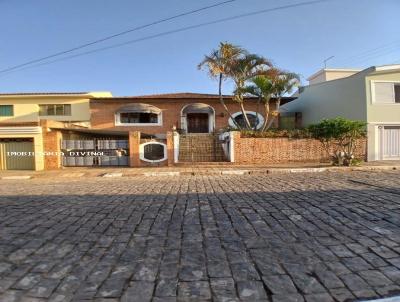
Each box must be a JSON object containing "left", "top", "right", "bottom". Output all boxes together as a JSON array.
[{"left": 0, "top": 91, "right": 112, "bottom": 170}]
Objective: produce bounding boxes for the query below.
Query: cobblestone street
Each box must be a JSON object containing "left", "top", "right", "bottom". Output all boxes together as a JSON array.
[{"left": 1, "top": 171, "right": 400, "bottom": 301}]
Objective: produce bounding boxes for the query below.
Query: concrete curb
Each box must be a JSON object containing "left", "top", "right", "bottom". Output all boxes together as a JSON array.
[
  {"left": 1, "top": 176, "right": 32, "bottom": 180},
  {"left": 102, "top": 173, "right": 123, "bottom": 178},
  {"left": 1, "top": 165, "right": 399, "bottom": 180},
  {"left": 143, "top": 172, "right": 181, "bottom": 177}
]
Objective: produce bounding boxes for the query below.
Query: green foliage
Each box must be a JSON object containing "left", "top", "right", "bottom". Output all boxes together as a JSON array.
[
  {"left": 240, "top": 128, "right": 311, "bottom": 139},
  {"left": 308, "top": 118, "right": 366, "bottom": 166}
]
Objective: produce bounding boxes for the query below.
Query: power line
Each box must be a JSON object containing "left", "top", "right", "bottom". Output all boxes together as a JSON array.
[
  {"left": 0, "top": 0, "right": 237, "bottom": 74},
  {"left": 333, "top": 40, "right": 400, "bottom": 66},
  {"left": 0, "top": 0, "right": 335, "bottom": 76}
]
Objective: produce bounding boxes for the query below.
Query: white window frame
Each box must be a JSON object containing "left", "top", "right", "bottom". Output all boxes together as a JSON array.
[
  {"left": 115, "top": 111, "right": 163, "bottom": 126},
  {"left": 38, "top": 104, "right": 72, "bottom": 116},
  {"left": 139, "top": 142, "right": 167, "bottom": 163},
  {"left": 228, "top": 111, "right": 265, "bottom": 130},
  {"left": 371, "top": 80, "right": 400, "bottom": 105}
]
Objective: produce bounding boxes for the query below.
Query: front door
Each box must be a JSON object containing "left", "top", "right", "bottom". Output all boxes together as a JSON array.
[{"left": 187, "top": 113, "right": 209, "bottom": 133}]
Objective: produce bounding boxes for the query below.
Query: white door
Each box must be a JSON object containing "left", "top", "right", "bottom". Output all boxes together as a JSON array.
[{"left": 381, "top": 126, "right": 400, "bottom": 160}]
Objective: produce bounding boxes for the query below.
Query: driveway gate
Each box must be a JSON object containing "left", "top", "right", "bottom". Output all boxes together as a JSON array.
[{"left": 62, "top": 138, "right": 129, "bottom": 167}]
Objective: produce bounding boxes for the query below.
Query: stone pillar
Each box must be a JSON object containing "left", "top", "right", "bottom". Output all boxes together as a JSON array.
[
  {"left": 42, "top": 129, "right": 62, "bottom": 170},
  {"left": 129, "top": 131, "right": 141, "bottom": 167},
  {"left": 166, "top": 131, "right": 174, "bottom": 166}
]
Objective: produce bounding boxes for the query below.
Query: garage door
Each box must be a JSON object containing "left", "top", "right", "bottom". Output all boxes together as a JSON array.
[
  {"left": 0, "top": 139, "right": 35, "bottom": 170},
  {"left": 381, "top": 126, "right": 400, "bottom": 160}
]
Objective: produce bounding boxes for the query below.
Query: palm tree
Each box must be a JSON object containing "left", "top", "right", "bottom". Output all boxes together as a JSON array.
[
  {"left": 198, "top": 42, "right": 245, "bottom": 129},
  {"left": 242, "top": 72, "right": 275, "bottom": 130},
  {"left": 265, "top": 71, "right": 300, "bottom": 130},
  {"left": 229, "top": 54, "right": 272, "bottom": 129}
]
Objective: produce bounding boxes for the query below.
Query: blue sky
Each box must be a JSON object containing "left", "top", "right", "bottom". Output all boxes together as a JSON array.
[{"left": 0, "top": 0, "right": 399, "bottom": 96}]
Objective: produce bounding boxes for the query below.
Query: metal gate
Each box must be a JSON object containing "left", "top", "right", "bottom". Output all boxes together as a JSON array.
[
  {"left": 381, "top": 126, "right": 400, "bottom": 160},
  {"left": 62, "top": 138, "right": 129, "bottom": 167},
  {"left": 0, "top": 139, "right": 35, "bottom": 170}
]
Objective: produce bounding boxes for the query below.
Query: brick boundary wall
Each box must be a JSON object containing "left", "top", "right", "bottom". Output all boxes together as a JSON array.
[
  {"left": 232, "top": 132, "right": 367, "bottom": 164},
  {"left": 42, "top": 129, "right": 62, "bottom": 170}
]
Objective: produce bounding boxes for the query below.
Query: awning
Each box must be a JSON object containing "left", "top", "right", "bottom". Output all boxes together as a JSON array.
[
  {"left": 183, "top": 103, "right": 214, "bottom": 114},
  {"left": 116, "top": 103, "right": 161, "bottom": 114}
]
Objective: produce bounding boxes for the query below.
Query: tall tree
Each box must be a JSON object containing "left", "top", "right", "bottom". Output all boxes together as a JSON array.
[
  {"left": 265, "top": 71, "right": 300, "bottom": 130},
  {"left": 229, "top": 54, "right": 272, "bottom": 129},
  {"left": 242, "top": 71, "right": 276, "bottom": 130},
  {"left": 198, "top": 42, "right": 245, "bottom": 129}
]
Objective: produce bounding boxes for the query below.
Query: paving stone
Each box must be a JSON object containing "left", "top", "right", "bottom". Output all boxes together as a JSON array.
[
  {"left": 27, "top": 278, "right": 60, "bottom": 298},
  {"left": 272, "top": 293, "right": 305, "bottom": 302},
  {"left": 262, "top": 274, "right": 297, "bottom": 294},
  {"left": 178, "top": 281, "right": 211, "bottom": 300},
  {"left": 291, "top": 273, "right": 326, "bottom": 294},
  {"left": 121, "top": 281, "right": 154, "bottom": 302},
  {"left": 155, "top": 278, "right": 177, "bottom": 297},
  {"left": 340, "top": 274, "right": 370, "bottom": 292},
  {"left": 237, "top": 280, "right": 268, "bottom": 301},
  {"left": 210, "top": 278, "right": 239, "bottom": 302},
  {"left": 370, "top": 246, "right": 399, "bottom": 259},
  {"left": 304, "top": 293, "right": 334, "bottom": 302},
  {"left": 0, "top": 278, "right": 17, "bottom": 293},
  {"left": 1, "top": 172, "right": 400, "bottom": 301},
  {"left": 329, "top": 287, "right": 355, "bottom": 302}
]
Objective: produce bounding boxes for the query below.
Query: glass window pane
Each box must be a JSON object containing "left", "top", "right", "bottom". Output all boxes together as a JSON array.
[
  {"left": 47, "top": 105, "right": 55, "bottom": 115},
  {"left": 395, "top": 85, "right": 400, "bottom": 103},
  {"left": 119, "top": 112, "right": 158, "bottom": 124},
  {"left": 39, "top": 105, "right": 47, "bottom": 116},
  {"left": 64, "top": 104, "right": 71, "bottom": 115},
  {"left": 56, "top": 105, "right": 64, "bottom": 115},
  {"left": 0, "top": 105, "right": 13, "bottom": 116},
  {"left": 234, "top": 113, "right": 259, "bottom": 128}
]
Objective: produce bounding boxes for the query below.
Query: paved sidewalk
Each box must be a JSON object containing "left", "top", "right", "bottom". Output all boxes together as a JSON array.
[
  {"left": 1, "top": 171, "right": 400, "bottom": 301},
  {"left": 1, "top": 161, "right": 400, "bottom": 179}
]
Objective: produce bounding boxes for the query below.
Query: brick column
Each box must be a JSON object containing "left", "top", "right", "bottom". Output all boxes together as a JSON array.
[
  {"left": 231, "top": 131, "right": 241, "bottom": 163},
  {"left": 42, "top": 129, "right": 62, "bottom": 170},
  {"left": 129, "top": 131, "right": 141, "bottom": 167},
  {"left": 166, "top": 131, "right": 174, "bottom": 166}
]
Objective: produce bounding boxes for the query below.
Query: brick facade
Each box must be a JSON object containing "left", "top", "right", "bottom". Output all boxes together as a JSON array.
[
  {"left": 233, "top": 132, "right": 367, "bottom": 164},
  {"left": 90, "top": 97, "right": 284, "bottom": 134}
]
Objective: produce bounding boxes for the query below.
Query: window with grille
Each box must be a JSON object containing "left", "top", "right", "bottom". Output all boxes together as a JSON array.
[
  {"left": 39, "top": 104, "right": 71, "bottom": 116},
  {"left": 229, "top": 111, "right": 264, "bottom": 129},
  {"left": 140, "top": 142, "right": 167, "bottom": 162},
  {"left": 119, "top": 112, "right": 159, "bottom": 124},
  {"left": 0, "top": 105, "right": 13, "bottom": 116}
]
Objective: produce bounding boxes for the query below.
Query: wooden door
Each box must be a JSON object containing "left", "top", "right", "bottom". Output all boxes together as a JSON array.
[{"left": 187, "top": 113, "right": 209, "bottom": 133}]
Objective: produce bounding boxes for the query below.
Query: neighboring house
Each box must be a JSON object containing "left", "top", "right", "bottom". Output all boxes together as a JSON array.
[
  {"left": 0, "top": 91, "right": 112, "bottom": 170},
  {"left": 282, "top": 65, "right": 400, "bottom": 161},
  {"left": 90, "top": 92, "right": 294, "bottom": 137}
]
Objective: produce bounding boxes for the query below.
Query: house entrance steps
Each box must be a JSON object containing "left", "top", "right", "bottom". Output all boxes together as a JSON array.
[{"left": 178, "top": 133, "right": 227, "bottom": 163}]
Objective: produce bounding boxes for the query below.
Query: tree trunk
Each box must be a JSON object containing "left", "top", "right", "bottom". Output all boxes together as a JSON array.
[
  {"left": 219, "top": 73, "right": 240, "bottom": 129},
  {"left": 265, "top": 97, "right": 281, "bottom": 130},
  {"left": 239, "top": 101, "right": 252, "bottom": 130},
  {"left": 261, "top": 97, "right": 271, "bottom": 131},
  {"left": 254, "top": 97, "right": 261, "bottom": 130}
]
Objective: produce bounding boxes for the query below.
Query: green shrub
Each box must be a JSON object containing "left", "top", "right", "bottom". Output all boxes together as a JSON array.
[
  {"left": 308, "top": 117, "right": 366, "bottom": 166},
  {"left": 240, "top": 128, "right": 311, "bottom": 139}
]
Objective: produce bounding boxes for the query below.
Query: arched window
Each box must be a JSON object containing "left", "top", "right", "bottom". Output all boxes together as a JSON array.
[
  {"left": 228, "top": 111, "right": 264, "bottom": 129},
  {"left": 140, "top": 142, "right": 167, "bottom": 162}
]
